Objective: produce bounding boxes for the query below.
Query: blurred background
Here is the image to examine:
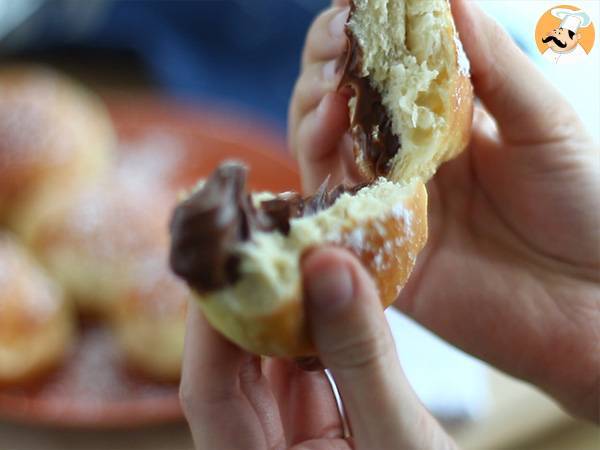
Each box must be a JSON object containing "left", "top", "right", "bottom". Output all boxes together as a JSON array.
[{"left": 0, "top": 1, "right": 598, "bottom": 449}]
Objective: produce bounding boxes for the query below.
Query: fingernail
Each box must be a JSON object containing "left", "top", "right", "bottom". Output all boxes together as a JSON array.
[
  {"left": 306, "top": 262, "right": 354, "bottom": 316},
  {"left": 329, "top": 7, "right": 350, "bottom": 40},
  {"left": 322, "top": 59, "right": 337, "bottom": 82}
]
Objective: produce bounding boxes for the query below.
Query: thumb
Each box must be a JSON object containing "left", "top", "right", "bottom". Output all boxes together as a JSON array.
[{"left": 303, "top": 248, "right": 455, "bottom": 449}]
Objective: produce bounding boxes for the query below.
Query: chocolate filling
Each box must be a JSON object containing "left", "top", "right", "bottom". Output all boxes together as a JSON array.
[
  {"left": 169, "top": 163, "right": 367, "bottom": 293},
  {"left": 339, "top": 16, "right": 400, "bottom": 178}
]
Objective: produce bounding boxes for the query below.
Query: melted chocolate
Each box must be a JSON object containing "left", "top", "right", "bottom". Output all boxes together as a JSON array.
[
  {"left": 169, "top": 163, "right": 250, "bottom": 293},
  {"left": 169, "top": 163, "right": 367, "bottom": 293},
  {"left": 339, "top": 18, "right": 400, "bottom": 177}
]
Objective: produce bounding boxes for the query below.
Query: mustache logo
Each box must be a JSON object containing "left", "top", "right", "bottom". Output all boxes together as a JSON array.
[{"left": 542, "top": 35, "right": 567, "bottom": 48}]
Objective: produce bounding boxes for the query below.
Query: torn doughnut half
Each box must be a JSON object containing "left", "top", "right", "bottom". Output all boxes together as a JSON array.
[
  {"left": 170, "top": 164, "right": 427, "bottom": 357},
  {"left": 169, "top": 0, "right": 472, "bottom": 357},
  {"left": 343, "top": 0, "right": 473, "bottom": 182}
]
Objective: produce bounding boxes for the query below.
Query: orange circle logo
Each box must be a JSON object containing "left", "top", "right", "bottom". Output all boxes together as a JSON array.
[{"left": 535, "top": 4, "right": 595, "bottom": 64}]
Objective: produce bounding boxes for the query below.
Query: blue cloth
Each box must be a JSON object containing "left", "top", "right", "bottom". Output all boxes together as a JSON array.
[{"left": 7, "top": 0, "right": 329, "bottom": 129}]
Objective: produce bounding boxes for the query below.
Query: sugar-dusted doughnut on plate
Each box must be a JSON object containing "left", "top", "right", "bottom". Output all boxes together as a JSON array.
[
  {"left": 111, "top": 253, "right": 189, "bottom": 381},
  {"left": 0, "top": 65, "right": 115, "bottom": 229},
  {"left": 0, "top": 233, "right": 74, "bottom": 385},
  {"left": 26, "top": 161, "right": 175, "bottom": 318}
]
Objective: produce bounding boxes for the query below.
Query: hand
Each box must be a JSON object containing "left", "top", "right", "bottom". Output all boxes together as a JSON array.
[
  {"left": 180, "top": 248, "right": 455, "bottom": 450},
  {"left": 289, "top": 0, "right": 600, "bottom": 421}
]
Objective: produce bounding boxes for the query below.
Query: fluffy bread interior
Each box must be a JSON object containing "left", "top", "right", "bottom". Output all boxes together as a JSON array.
[
  {"left": 222, "top": 179, "right": 419, "bottom": 313},
  {"left": 348, "top": 0, "right": 470, "bottom": 183}
]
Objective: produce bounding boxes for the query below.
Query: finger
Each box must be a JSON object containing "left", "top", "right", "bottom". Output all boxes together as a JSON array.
[
  {"left": 180, "top": 302, "right": 284, "bottom": 450},
  {"left": 339, "top": 131, "right": 366, "bottom": 184},
  {"left": 180, "top": 301, "right": 246, "bottom": 406},
  {"left": 238, "top": 355, "right": 290, "bottom": 450},
  {"left": 302, "top": 6, "right": 349, "bottom": 68},
  {"left": 303, "top": 248, "right": 455, "bottom": 449},
  {"left": 289, "top": 438, "right": 353, "bottom": 450},
  {"left": 451, "top": 0, "right": 586, "bottom": 144},
  {"left": 264, "top": 358, "right": 343, "bottom": 446},
  {"left": 295, "top": 92, "right": 350, "bottom": 193},
  {"left": 289, "top": 59, "right": 344, "bottom": 153}
]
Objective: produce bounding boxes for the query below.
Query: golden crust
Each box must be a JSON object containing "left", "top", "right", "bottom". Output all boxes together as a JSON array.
[
  {"left": 0, "top": 234, "right": 74, "bottom": 385},
  {"left": 443, "top": 73, "right": 473, "bottom": 165},
  {"left": 111, "top": 256, "right": 189, "bottom": 381},
  {"left": 359, "top": 181, "right": 427, "bottom": 308},
  {"left": 196, "top": 184, "right": 427, "bottom": 357},
  {"left": 200, "top": 294, "right": 312, "bottom": 358},
  {"left": 0, "top": 311, "right": 73, "bottom": 387}
]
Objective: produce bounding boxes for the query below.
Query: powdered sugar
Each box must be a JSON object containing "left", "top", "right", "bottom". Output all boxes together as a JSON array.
[
  {"left": 394, "top": 236, "right": 407, "bottom": 247},
  {"left": 116, "top": 131, "right": 184, "bottom": 189},
  {"left": 0, "top": 73, "right": 88, "bottom": 169},
  {"left": 316, "top": 198, "right": 416, "bottom": 274},
  {"left": 345, "top": 228, "right": 365, "bottom": 252},
  {"left": 383, "top": 240, "right": 394, "bottom": 253},
  {"left": 365, "top": 198, "right": 419, "bottom": 273},
  {"left": 0, "top": 100, "right": 72, "bottom": 168},
  {"left": 392, "top": 203, "right": 414, "bottom": 236},
  {"left": 373, "top": 252, "right": 384, "bottom": 270},
  {"left": 325, "top": 231, "right": 342, "bottom": 243},
  {"left": 57, "top": 140, "right": 175, "bottom": 263},
  {"left": 62, "top": 186, "right": 169, "bottom": 262},
  {"left": 374, "top": 222, "right": 388, "bottom": 237},
  {"left": 128, "top": 254, "right": 189, "bottom": 318},
  {"left": 50, "top": 326, "right": 127, "bottom": 399},
  {"left": 44, "top": 324, "right": 177, "bottom": 402}
]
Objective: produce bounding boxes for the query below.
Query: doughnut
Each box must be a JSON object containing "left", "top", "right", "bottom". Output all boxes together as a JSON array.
[
  {"left": 0, "top": 65, "right": 114, "bottom": 229},
  {"left": 0, "top": 233, "right": 74, "bottom": 385},
  {"left": 111, "top": 253, "right": 189, "bottom": 381},
  {"left": 343, "top": 0, "right": 473, "bottom": 183},
  {"left": 169, "top": 0, "right": 473, "bottom": 357},
  {"left": 27, "top": 159, "right": 174, "bottom": 317}
]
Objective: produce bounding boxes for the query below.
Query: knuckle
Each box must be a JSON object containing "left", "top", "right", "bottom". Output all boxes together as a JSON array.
[
  {"left": 311, "top": 8, "right": 334, "bottom": 40},
  {"left": 303, "top": 7, "right": 336, "bottom": 65},
  {"left": 178, "top": 380, "right": 195, "bottom": 416},
  {"left": 478, "top": 22, "right": 513, "bottom": 92},
  {"left": 293, "top": 69, "right": 312, "bottom": 99},
  {"left": 290, "top": 66, "right": 325, "bottom": 126},
  {"left": 325, "top": 325, "right": 395, "bottom": 373},
  {"left": 179, "top": 380, "right": 240, "bottom": 420}
]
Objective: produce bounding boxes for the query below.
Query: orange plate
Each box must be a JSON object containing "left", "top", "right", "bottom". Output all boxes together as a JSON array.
[{"left": 0, "top": 95, "right": 300, "bottom": 428}]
